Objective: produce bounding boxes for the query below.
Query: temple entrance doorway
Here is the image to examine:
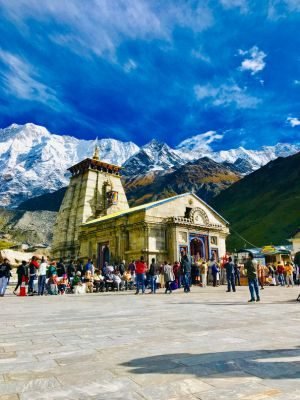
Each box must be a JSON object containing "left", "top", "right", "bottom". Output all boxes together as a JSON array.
[
  {"left": 189, "top": 234, "right": 209, "bottom": 261},
  {"left": 97, "top": 242, "right": 110, "bottom": 269}
]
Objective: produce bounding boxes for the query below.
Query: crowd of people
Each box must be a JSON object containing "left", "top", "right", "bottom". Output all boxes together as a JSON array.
[{"left": 0, "top": 252, "right": 299, "bottom": 301}]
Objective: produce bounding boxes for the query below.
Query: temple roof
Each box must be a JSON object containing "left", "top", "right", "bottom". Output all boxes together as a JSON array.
[
  {"left": 68, "top": 158, "right": 122, "bottom": 175},
  {"left": 83, "top": 192, "right": 229, "bottom": 226}
]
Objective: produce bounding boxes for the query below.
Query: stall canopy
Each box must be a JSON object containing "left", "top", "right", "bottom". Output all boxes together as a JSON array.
[
  {"left": 237, "top": 248, "right": 265, "bottom": 258},
  {"left": 236, "top": 248, "right": 266, "bottom": 265},
  {"left": 261, "top": 245, "right": 292, "bottom": 256}
]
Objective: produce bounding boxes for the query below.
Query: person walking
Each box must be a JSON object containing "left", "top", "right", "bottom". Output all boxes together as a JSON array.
[
  {"left": 245, "top": 253, "right": 260, "bottom": 302},
  {"left": 148, "top": 258, "right": 158, "bottom": 294},
  {"left": 225, "top": 257, "right": 236, "bottom": 292},
  {"left": 276, "top": 261, "right": 285, "bottom": 286},
  {"left": 181, "top": 253, "right": 191, "bottom": 293},
  {"left": 28, "top": 256, "right": 39, "bottom": 295},
  {"left": 135, "top": 256, "right": 147, "bottom": 294},
  {"left": 0, "top": 258, "right": 12, "bottom": 297},
  {"left": 13, "top": 260, "right": 27, "bottom": 295},
  {"left": 38, "top": 257, "right": 48, "bottom": 296}
]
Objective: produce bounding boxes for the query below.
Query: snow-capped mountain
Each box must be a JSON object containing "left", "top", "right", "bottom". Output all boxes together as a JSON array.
[
  {"left": 0, "top": 123, "right": 299, "bottom": 207},
  {"left": 122, "top": 139, "right": 184, "bottom": 176},
  {"left": 0, "top": 123, "right": 139, "bottom": 207},
  {"left": 176, "top": 134, "right": 300, "bottom": 172}
]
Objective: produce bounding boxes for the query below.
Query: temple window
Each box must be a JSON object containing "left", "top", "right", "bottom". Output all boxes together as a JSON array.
[
  {"left": 184, "top": 207, "right": 192, "bottom": 219},
  {"left": 211, "top": 236, "right": 218, "bottom": 245}
]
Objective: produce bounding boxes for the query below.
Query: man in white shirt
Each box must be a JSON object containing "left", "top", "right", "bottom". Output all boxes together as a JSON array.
[{"left": 38, "top": 257, "right": 48, "bottom": 296}]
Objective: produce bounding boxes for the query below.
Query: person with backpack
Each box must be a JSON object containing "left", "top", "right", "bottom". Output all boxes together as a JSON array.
[
  {"left": 225, "top": 256, "right": 236, "bottom": 292},
  {"left": 148, "top": 258, "right": 159, "bottom": 294},
  {"left": 13, "top": 260, "right": 27, "bottom": 295}
]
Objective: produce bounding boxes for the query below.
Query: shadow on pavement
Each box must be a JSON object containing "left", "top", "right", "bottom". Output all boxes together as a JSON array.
[{"left": 121, "top": 348, "right": 300, "bottom": 379}]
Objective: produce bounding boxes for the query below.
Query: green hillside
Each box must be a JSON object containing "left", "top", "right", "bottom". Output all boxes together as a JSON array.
[{"left": 211, "top": 152, "right": 300, "bottom": 251}]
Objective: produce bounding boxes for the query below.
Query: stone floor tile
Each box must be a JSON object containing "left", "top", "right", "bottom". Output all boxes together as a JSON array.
[
  {"left": 1, "top": 286, "right": 300, "bottom": 400},
  {"left": 0, "top": 394, "right": 20, "bottom": 400}
]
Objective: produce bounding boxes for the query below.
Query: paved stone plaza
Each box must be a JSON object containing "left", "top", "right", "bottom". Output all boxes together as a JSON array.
[{"left": 1, "top": 286, "right": 300, "bottom": 400}]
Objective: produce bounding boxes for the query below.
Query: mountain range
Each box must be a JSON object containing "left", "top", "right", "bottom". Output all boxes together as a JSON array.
[
  {"left": 1, "top": 123, "right": 299, "bottom": 208},
  {"left": 0, "top": 123, "right": 138, "bottom": 207},
  {"left": 211, "top": 151, "right": 300, "bottom": 250},
  {"left": 125, "top": 157, "right": 241, "bottom": 206}
]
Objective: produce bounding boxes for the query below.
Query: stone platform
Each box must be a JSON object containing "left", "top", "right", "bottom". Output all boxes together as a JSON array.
[{"left": 1, "top": 285, "right": 300, "bottom": 399}]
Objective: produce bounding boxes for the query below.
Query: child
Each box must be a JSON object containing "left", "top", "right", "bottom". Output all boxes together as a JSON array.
[
  {"left": 48, "top": 274, "right": 58, "bottom": 295},
  {"left": 84, "top": 270, "right": 94, "bottom": 293},
  {"left": 58, "top": 274, "right": 68, "bottom": 294}
]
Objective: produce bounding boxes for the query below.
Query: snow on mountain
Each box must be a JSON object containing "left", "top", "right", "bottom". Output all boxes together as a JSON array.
[
  {"left": 176, "top": 133, "right": 300, "bottom": 172},
  {"left": 176, "top": 131, "right": 223, "bottom": 157},
  {"left": 0, "top": 123, "right": 299, "bottom": 207},
  {"left": 124, "top": 132, "right": 300, "bottom": 178},
  {"left": 0, "top": 123, "right": 139, "bottom": 207},
  {"left": 122, "top": 139, "right": 184, "bottom": 176}
]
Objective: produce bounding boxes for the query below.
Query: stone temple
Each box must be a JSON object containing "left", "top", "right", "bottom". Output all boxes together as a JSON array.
[{"left": 52, "top": 148, "right": 229, "bottom": 266}]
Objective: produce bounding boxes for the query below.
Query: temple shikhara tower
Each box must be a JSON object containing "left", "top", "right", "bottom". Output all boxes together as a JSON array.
[
  {"left": 52, "top": 147, "right": 129, "bottom": 258},
  {"left": 52, "top": 148, "right": 230, "bottom": 266}
]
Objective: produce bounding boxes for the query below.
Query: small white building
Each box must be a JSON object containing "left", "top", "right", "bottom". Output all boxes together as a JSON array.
[{"left": 289, "top": 228, "right": 300, "bottom": 255}]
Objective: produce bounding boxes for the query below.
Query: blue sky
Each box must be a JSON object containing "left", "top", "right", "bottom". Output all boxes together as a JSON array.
[{"left": 0, "top": 0, "right": 300, "bottom": 149}]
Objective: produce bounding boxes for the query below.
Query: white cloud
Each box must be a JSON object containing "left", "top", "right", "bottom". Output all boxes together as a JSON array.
[
  {"left": 0, "top": 49, "right": 62, "bottom": 110},
  {"left": 0, "top": 0, "right": 214, "bottom": 60},
  {"left": 194, "top": 81, "right": 261, "bottom": 109},
  {"left": 239, "top": 46, "right": 266, "bottom": 75},
  {"left": 177, "top": 130, "right": 224, "bottom": 153},
  {"left": 268, "top": 0, "right": 300, "bottom": 20},
  {"left": 123, "top": 59, "right": 137, "bottom": 73},
  {"left": 287, "top": 117, "right": 300, "bottom": 127},
  {"left": 191, "top": 49, "right": 211, "bottom": 63},
  {"left": 219, "top": 0, "right": 249, "bottom": 12}
]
